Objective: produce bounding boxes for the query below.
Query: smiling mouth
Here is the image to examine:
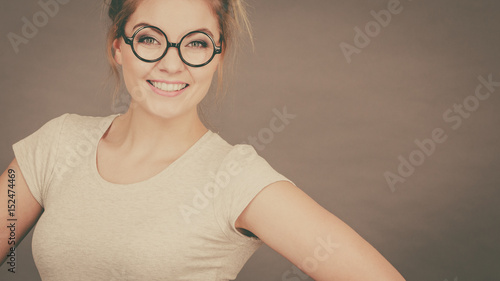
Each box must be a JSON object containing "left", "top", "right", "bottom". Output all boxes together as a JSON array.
[{"left": 148, "top": 81, "right": 189, "bottom": 92}]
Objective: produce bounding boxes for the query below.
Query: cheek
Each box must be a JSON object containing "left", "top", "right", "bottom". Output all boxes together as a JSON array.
[
  {"left": 122, "top": 53, "right": 148, "bottom": 79},
  {"left": 191, "top": 69, "right": 216, "bottom": 96},
  {"left": 193, "top": 58, "right": 219, "bottom": 84},
  {"left": 121, "top": 55, "right": 152, "bottom": 96}
]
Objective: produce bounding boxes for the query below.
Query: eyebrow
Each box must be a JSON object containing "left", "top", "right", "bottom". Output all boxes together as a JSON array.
[
  {"left": 131, "top": 22, "right": 217, "bottom": 40},
  {"left": 132, "top": 22, "right": 150, "bottom": 31}
]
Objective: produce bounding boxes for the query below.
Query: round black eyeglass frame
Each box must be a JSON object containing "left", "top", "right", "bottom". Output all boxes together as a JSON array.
[{"left": 122, "top": 25, "right": 222, "bottom": 67}]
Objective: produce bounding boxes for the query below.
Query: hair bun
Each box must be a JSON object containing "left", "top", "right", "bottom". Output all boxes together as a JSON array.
[{"left": 107, "top": 0, "right": 125, "bottom": 21}]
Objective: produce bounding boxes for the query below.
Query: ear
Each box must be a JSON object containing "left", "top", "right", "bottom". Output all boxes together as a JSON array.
[{"left": 113, "top": 38, "right": 123, "bottom": 65}]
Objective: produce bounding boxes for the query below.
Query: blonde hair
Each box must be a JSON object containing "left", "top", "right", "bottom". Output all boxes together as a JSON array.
[{"left": 103, "top": 0, "right": 253, "bottom": 130}]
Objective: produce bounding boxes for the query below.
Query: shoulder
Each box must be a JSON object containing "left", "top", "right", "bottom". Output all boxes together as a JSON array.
[
  {"left": 217, "top": 141, "right": 289, "bottom": 190},
  {"left": 224, "top": 144, "right": 259, "bottom": 167},
  {"left": 59, "top": 113, "right": 118, "bottom": 137},
  {"left": 16, "top": 113, "right": 70, "bottom": 141},
  {"left": 63, "top": 113, "right": 117, "bottom": 130},
  {"left": 209, "top": 133, "right": 260, "bottom": 169},
  {"left": 36, "top": 112, "right": 70, "bottom": 131}
]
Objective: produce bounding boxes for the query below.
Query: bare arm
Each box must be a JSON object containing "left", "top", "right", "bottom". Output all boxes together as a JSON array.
[
  {"left": 0, "top": 158, "right": 43, "bottom": 266},
  {"left": 236, "top": 181, "right": 405, "bottom": 281}
]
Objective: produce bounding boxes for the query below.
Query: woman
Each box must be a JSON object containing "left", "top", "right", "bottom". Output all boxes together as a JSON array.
[{"left": 0, "top": 0, "right": 406, "bottom": 280}]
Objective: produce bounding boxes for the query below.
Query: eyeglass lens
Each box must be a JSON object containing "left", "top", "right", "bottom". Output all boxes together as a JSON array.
[{"left": 132, "top": 27, "right": 215, "bottom": 65}]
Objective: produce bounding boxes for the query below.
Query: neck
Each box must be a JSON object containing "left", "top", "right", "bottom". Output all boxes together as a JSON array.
[{"left": 107, "top": 104, "right": 208, "bottom": 160}]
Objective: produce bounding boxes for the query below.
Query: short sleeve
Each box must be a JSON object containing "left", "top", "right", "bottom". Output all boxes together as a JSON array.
[
  {"left": 11, "top": 113, "right": 69, "bottom": 209},
  {"left": 214, "top": 144, "right": 296, "bottom": 242}
]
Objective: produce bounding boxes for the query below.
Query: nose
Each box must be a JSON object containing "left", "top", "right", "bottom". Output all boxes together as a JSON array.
[{"left": 157, "top": 46, "right": 185, "bottom": 73}]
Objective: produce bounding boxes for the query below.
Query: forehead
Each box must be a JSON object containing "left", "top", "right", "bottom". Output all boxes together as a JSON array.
[{"left": 127, "top": 0, "right": 219, "bottom": 39}]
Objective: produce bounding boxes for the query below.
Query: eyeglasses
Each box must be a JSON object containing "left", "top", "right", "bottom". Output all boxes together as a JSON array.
[{"left": 122, "top": 25, "right": 222, "bottom": 67}]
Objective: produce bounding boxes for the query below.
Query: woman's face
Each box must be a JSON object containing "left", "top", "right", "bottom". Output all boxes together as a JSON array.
[{"left": 113, "top": 0, "right": 221, "bottom": 120}]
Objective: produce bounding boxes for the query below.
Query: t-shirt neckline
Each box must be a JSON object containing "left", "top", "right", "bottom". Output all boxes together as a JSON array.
[{"left": 91, "top": 114, "right": 213, "bottom": 188}]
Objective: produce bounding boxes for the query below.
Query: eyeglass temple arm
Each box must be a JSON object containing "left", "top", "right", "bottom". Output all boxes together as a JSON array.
[{"left": 123, "top": 36, "right": 133, "bottom": 45}]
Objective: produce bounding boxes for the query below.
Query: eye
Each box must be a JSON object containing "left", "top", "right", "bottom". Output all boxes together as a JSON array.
[
  {"left": 138, "top": 36, "right": 160, "bottom": 45},
  {"left": 187, "top": 40, "right": 209, "bottom": 49}
]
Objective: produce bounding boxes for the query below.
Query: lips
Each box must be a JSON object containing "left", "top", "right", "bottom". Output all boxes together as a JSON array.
[{"left": 147, "top": 80, "right": 189, "bottom": 92}]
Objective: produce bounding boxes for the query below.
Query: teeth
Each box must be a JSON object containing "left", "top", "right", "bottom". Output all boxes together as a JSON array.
[{"left": 151, "top": 81, "right": 187, "bottom": 92}]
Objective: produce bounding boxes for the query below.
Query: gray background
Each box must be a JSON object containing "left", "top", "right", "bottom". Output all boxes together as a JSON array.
[{"left": 1, "top": 0, "right": 499, "bottom": 280}]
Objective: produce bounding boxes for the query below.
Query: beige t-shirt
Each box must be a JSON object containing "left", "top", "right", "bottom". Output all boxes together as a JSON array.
[{"left": 12, "top": 113, "right": 295, "bottom": 281}]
